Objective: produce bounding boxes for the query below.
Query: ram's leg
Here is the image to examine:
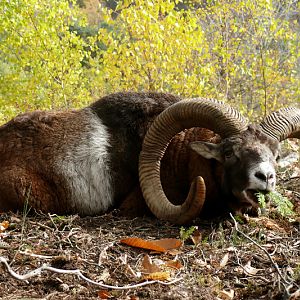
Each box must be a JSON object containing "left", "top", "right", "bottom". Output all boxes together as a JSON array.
[
  {"left": 0, "top": 169, "right": 60, "bottom": 213},
  {"left": 118, "top": 185, "right": 151, "bottom": 217}
]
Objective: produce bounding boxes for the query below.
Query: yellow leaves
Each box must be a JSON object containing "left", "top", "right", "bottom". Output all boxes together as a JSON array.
[
  {"left": 141, "top": 254, "right": 183, "bottom": 281},
  {"left": 0, "top": 221, "right": 9, "bottom": 233},
  {"left": 97, "top": 0, "right": 209, "bottom": 95},
  {"left": 141, "top": 255, "right": 170, "bottom": 281},
  {"left": 1, "top": 0, "right": 92, "bottom": 115},
  {"left": 0, "top": 220, "right": 10, "bottom": 249},
  {"left": 1, "top": 0, "right": 299, "bottom": 121}
]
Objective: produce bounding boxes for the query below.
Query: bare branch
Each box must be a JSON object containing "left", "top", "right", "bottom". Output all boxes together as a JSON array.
[
  {"left": 229, "top": 213, "right": 294, "bottom": 292},
  {"left": 0, "top": 256, "right": 183, "bottom": 290}
]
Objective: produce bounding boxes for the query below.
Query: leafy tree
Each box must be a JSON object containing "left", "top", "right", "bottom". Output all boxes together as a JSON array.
[
  {"left": 92, "top": 0, "right": 299, "bottom": 115},
  {"left": 92, "top": 0, "right": 214, "bottom": 97},
  {"left": 0, "top": 0, "right": 299, "bottom": 123},
  {"left": 196, "top": 0, "right": 300, "bottom": 116},
  {"left": 0, "top": 0, "right": 92, "bottom": 121}
]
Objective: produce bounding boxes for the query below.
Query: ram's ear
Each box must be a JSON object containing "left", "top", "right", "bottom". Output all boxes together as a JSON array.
[{"left": 189, "top": 141, "right": 223, "bottom": 163}]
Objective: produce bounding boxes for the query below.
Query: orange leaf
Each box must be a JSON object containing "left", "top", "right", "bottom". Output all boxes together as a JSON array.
[
  {"left": 98, "top": 290, "right": 110, "bottom": 299},
  {"left": 141, "top": 254, "right": 161, "bottom": 273},
  {"left": 152, "top": 238, "right": 182, "bottom": 250},
  {"left": 143, "top": 271, "right": 170, "bottom": 281},
  {"left": 120, "top": 237, "right": 167, "bottom": 252},
  {"left": 164, "top": 260, "right": 183, "bottom": 270},
  {"left": 167, "top": 249, "right": 183, "bottom": 256},
  {"left": 0, "top": 221, "right": 9, "bottom": 233}
]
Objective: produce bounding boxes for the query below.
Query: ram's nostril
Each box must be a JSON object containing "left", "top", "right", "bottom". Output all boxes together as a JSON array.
[{"left": 255, "top": 171, "right": 267, "bottom": 181}]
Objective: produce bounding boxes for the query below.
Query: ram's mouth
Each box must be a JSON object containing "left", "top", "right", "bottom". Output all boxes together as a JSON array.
[
  {"left": 231, "top": 189, "right": 270, "bottom": 216},
  {"left": 246, "top": 189, "right": 269, "bottom": 204}
]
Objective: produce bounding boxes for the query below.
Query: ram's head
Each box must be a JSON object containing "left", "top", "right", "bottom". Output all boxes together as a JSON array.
[{"left": 139, "top": 99, "right": 300, "bottom": 224}]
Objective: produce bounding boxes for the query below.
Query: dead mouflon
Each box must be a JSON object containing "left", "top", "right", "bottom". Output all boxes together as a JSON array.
[{"left": 0, "top": 92, "right": 299, "bottom": 224}]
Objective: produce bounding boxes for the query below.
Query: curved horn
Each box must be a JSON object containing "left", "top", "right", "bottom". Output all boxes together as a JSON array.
[
  {"left": 260, "top": 107, "right": 300, "bottom": 141},
  {"left": 139, "top": 98, "right": 248, "bottom": 224}
]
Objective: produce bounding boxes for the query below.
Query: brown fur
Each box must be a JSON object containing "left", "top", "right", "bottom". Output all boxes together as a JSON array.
[
  {"left": 0, "top": 92, "right": 181, "bottom": 214},
  {"left": 119, "top": 127, "right": 224, "bottom": 217},
  {"left": 0, "top": 110, "right": 91, "bottom": 213},
  {"left": 0, "top": 92, "right": 281, "bottom": 219}
]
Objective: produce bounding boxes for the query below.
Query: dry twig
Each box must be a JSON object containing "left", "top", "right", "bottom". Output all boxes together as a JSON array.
[
  {"left": 0, "top": 256, "right": 182, "bottom": 290},
  {"left": 229, "top": 213, "right": 299, "bottom": 298}
]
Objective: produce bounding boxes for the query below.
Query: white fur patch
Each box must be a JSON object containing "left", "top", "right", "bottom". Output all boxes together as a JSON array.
[
  {"left": 248, "top": 161, "right": 276, "bottom": 192},
  {"left": 57, "top": 109, "right": 113, "bottom": 215}
]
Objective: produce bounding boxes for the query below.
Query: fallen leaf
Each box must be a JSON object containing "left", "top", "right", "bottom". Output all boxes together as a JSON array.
[
  {"left": 166, "top": 249, "right": 183, "bottom": 256},
  {"left": 190, "top": 228, "right": 202, "bottom": 245},
  {"left": 250, "top": 217, "right": 285, "bottom": 232},
  {"left": 219, "top": 252, "right": 229, "bottom": 268},
  {"left": 263, "top": 219, "right": 285, "bottom": 232},
  {"left": 121, "top": 237, "right": 166, "bottom": 252},
  {"left": 141, "top": 255, "right": 161, "bottom": 273},
  {"left": 243, "top": 260, "right": 260, "bottom": 275},
  {"left": 151, "top": 238, "right": 182, "bottom": 250},
  {"left": 143, "top": 271, "right": 170, "bottom": 281},
  {"left": 164, "top": 260, "right": 183, "bottom": 270},
  {"left": 0, "top": 221, "right": 9, "bottom": 233},
  {"left": 120, "top": 237, "right": 182, "bottom": 253},
  {"left": 219, "top": 289, "right": 234, "bottom": 300},
  {"left": 98, "top": 289, "right": 111, "bottom": 299}
]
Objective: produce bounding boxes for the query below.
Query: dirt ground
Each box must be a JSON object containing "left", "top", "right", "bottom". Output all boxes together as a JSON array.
[{"left": 0, "top": 148, "right": 299, "bottom": 300}]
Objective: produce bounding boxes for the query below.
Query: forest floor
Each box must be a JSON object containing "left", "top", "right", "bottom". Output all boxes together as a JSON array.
[{"left": 0, "top": 143, "right": 299, "bottom": 300}]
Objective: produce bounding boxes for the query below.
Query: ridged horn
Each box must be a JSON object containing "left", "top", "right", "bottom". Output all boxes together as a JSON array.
[
  {"left": 260, "top": 107, "right": 300, "bottom": 141},
  {"left": 139, "top": 98, "right": 248, "bottom": 224}
]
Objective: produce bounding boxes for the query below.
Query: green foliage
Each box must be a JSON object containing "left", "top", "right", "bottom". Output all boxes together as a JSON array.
[
  {"left": 0, "top": 0, "right": 93, "bottom": 121},
  {"left": 196, "top": 0, "right": 300, "bottom": 116},
  {"left": 0, "top": 0, "right": 299, "bottom": 123},
  {"left": 257, "top": 192, "right": 267, "bottom": 209},
  {"left": 257, "top": 191, "right": 295, "bottom": 217},
  {"left": 180, "top": 225, "right": 196, "bottom": 241},
  {"left": 93, "top": 0, "right": 212, "bottom": 95},
  {"left": 93, "top": 0, "right": 299, "bottom": 114},
  {"left": 234, "top": 215, "right": 246, "bottom": 224}
]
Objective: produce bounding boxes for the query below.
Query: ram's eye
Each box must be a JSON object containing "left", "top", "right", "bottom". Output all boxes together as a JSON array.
[{"left": 224, "top": 150, "right": 233, "bottom": 159}]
